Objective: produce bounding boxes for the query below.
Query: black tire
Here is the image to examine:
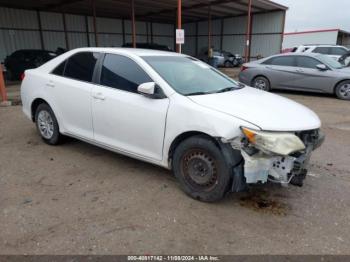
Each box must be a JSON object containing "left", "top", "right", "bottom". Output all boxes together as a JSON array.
[
  {"left": 252, "top": 76, "right": 271, "bottom": 91},
  {"left": 34, "top": 103, "right": 62, "bottom": 145},
  {"left": 335, "top": 80, "right": 350, "bottom": 100},
  {"left": 224, "top": 60, "right": 232, "bottom": 68},
  {"left": 5, "top": 69, "right": 15, "bottom": 81},
  {"left": 173, "top": 135, "right": 232, "bottom": 202}
]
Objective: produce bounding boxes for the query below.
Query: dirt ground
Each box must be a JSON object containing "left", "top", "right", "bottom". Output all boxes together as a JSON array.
[{"left": 1, "top": 91, "right": 350, "bottom": 255}]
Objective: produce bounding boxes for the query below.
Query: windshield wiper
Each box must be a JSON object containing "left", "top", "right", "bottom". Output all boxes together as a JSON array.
[
  {"left": 185, "top": 91, "right": 210, "bottom": 96},
  {"left": 215, "top": 87, "right": 236, "bottom": 93}
]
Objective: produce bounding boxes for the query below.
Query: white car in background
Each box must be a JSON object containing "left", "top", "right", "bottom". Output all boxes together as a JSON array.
[
  {"left": 291, "top": 44, "right": 349, "bottom": 62},
  {"left": 21, "top": 48, "right": 324, "bottom": 202}
]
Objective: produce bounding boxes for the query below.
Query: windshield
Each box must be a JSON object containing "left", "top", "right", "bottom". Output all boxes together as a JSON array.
[
  {"left": 142, "top": 56, "right": 240, "bottom": 96},
  {"left": 316, "top": 54, "right": 344, "bottom": 69}
]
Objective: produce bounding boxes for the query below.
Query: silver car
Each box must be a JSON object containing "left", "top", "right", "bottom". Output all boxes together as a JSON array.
[
  {"left": 239, "top": 53, "right": 350, "bottom": 100},
  {"left": 197, "top": 50, "right": 225, "bottom": 67}
]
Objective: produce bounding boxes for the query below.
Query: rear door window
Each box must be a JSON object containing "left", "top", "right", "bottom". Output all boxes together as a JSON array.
[
  {"left": 100, "top": 54, "right": 152, "bottom": 93},
  {"left": 313, "top": 47, "right": 330, "bottom": 55},
  {"left": 296, "top": 56, "right": 320, "bottom": 69},
  {"left": 52, "top": 61, "right": 66, "bottom": 76},
  {"left": 64, "top": 52, "right": 99, "bottom": 82},
  {"left": 263, "top": 56, "right": 296, "bottom": 67}
]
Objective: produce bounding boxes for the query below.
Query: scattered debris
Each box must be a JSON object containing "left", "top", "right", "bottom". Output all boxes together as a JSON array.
[{"left": 22, "top": 198, "right": 32, "bottom": 205}]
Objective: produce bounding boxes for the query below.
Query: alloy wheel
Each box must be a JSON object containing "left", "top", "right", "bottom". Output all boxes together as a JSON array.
[
  {"left": 254, "top": 79, "right": 267, "bottom": 90},
  {"left": 37, "top": 110, "right": 54, "bottom": 139},
  {"left": 339, "top": 83, "right": 350, "bottom": 99}
]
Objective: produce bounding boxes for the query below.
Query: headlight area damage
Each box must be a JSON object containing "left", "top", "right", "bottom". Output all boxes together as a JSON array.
[{"left": 224, "top": 127, "right": 325, "bottom": 191}]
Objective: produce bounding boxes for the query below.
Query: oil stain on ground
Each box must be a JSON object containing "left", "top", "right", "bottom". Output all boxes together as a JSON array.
[{"left": 239, "top": 189, "right": 290, "bottom": 216}]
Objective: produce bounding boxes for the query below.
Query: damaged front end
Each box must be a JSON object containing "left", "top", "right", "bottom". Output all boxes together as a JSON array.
[{"left": 227, "top": 127, "right": 325, "bottom": 190}]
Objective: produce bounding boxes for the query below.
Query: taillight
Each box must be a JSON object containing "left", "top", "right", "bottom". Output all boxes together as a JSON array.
[
  {"left": 241, "top": 66, "right": 249, "bottom": 72},
  {"left": 20, "top": 72, "right": 25, "bottom": 81}
]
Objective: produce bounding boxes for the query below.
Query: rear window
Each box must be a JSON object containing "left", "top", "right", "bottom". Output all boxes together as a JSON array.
[{"left": 64, "top": 52, "right": 99, "bottom": 82}]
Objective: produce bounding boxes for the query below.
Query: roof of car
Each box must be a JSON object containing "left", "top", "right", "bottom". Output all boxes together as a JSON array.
[
  {"left": 14, "top": 49, "right": 55, "bottom": 53},
  {"left": 297, "top": 44, "right": 345, "bottom": 48},
  {"left": 272, "top": 52, "right": 321, "bottom": 58},
  {"left": 69, "top": 47, "right": 184, "bottom": 57}
]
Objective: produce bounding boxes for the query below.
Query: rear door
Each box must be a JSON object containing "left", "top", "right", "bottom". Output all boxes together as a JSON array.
[
  {"left": 48, "top": 52, "right": 100, "bottom": 139},
  {"left": 262, "top": 56, "right": 298, "bottom": 89},
  {"left": 293, "top": 56, "right": 335, "bottom": 92}
]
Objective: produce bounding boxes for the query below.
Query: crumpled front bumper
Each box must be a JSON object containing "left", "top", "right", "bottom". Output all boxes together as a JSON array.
[{"left": 237, "top": 129, "right": 325, "bottom": 187}]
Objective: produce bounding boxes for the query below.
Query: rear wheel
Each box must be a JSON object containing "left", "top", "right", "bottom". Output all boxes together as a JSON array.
[
  {"left": 35, "top": 103, "right": 62, "bottom": 145},
  {"left": 252, "top": 76, "right": 271, "bottom": 91},
  {"left": 5, "top": 69, "right": 15, "bottom": 81},
  {"left": 335, "top": 80, "right": 350, "bottom": 100},
  {"left": 173, "top": 136, "right": 232, "bottom": 202}
]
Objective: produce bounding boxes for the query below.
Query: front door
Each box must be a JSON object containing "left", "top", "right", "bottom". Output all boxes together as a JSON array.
[
  {"left": 263, "top": 56, "right": 298, "bottom": 89},
  {"left": 91, "top": 53, "right": 169, "bottom": 161},
  {"left": 293, "top": 56, "right": 335, "bottom": 93}
]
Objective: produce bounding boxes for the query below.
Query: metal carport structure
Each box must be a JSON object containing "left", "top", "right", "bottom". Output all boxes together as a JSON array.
[
  {"left": 0, "top": 0, "right": 287, "bottom": 103},
  {"left": 0, "top": 0, "right": 287, "bottom": 58}
]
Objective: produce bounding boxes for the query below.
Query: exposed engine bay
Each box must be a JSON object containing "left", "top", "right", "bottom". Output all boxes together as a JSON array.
[{"left": 228, "top": 128, "right": 325, "bottom": 187}]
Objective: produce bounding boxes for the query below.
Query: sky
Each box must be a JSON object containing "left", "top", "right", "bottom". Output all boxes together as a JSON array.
[{"left": 274, "top": 0, "right": 350, "bottom": 32}]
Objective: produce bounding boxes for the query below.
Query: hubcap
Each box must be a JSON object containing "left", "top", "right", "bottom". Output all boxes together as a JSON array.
[
  {"left": 181, "top": 149, "right": 218, "bottom": 191},
  {"left": 254, "top": 79, "right": 267, "bottom": 90},
  {"left": 38, "top": 110, "right": 54, "bottom": 139},
  {"left": 339, "top": 84, "right": 350, "bottom": 98}
]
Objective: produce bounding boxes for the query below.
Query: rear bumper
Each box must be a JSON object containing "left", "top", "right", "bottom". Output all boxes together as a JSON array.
[{"left": 238, "top": 74, "right": 250, "bottom": 86}]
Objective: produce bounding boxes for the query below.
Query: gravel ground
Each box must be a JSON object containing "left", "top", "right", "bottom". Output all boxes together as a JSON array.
[{"left": 1, "top": 91, "right": 350, "bottom": 255}]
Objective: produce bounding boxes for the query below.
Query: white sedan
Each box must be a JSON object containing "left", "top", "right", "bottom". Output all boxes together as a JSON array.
[{"left": 21, "top": 48, "right": 324, "bottom": 202}]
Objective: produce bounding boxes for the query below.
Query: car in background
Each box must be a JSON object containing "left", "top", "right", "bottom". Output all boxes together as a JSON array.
[
  {"left": 338, "top": 50, "right": 350, "bottom": 67},
  {"left": 4, "top": 49, "right": 57, "bottom": 80},
  {"left": 197, "top": 49, "right": 225, "bottom": 67},
  {"left": 21, "top": 47, "right": 324, "bottom": 202},
  {"left": 122, "top": 43, "right": 173, "bottom": 52},
  {"left": 239, "top": 53, "right": 350, "bottom": 100},
  {"left": 290, "top": 44, "right": 349, "bottom": 62},
  {"left": 222, "top": 51, "right": 244, "bottom": 68}
]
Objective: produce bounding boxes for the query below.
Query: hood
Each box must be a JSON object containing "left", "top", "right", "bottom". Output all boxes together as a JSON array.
[{"left": 188, "top": 87, "right": 321, "bottom": 132}]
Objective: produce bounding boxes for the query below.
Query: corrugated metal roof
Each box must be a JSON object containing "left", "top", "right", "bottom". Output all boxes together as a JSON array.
[{"left": 0, "top": 0, "right": 287, "bottom": 23}]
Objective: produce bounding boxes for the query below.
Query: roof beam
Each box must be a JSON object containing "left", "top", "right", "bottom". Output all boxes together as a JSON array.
[
  {"left": 140, "top": 0, "right": 258, "bottom": 19},
  {"left": 44, "top": 0, "right": 85, "bottom": 11}
]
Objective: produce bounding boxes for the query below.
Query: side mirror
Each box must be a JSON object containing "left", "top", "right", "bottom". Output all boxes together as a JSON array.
[
  {"left": 316, "top": 64, "right": 328, "bottom": 71},
  {"left": 138, "top": 82, "right": 155, "bottom": 96},
  {"left": 137, "top": 82, "right": 166, "bottom": 99}
]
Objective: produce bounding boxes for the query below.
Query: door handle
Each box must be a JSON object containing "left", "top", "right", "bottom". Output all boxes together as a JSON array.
[
  {"left": 93, "top": 92, "right": 106, "bottom": 101},
  {"left": 296, "top": 69, "right": 304, "bottom": 73},
  {"left": 46, "top": 81, "right": 55, "bottom": 88}
]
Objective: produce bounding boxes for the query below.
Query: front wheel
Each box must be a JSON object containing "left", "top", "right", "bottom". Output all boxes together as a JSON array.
[
  {"left": 173, "top": 136, "right": 232, "bottom": 202},
  {"left": 224, "top": 60, "right": 232, "bottom": 68},
  {"left": 252, "top": 76, "right": 271, "bottom": 91},
  {"left": 35, "top": 103, "right": 62, "bottom": 145},
  {"left": 335, "top": 80, "right": 350, "bottom": 100}
]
